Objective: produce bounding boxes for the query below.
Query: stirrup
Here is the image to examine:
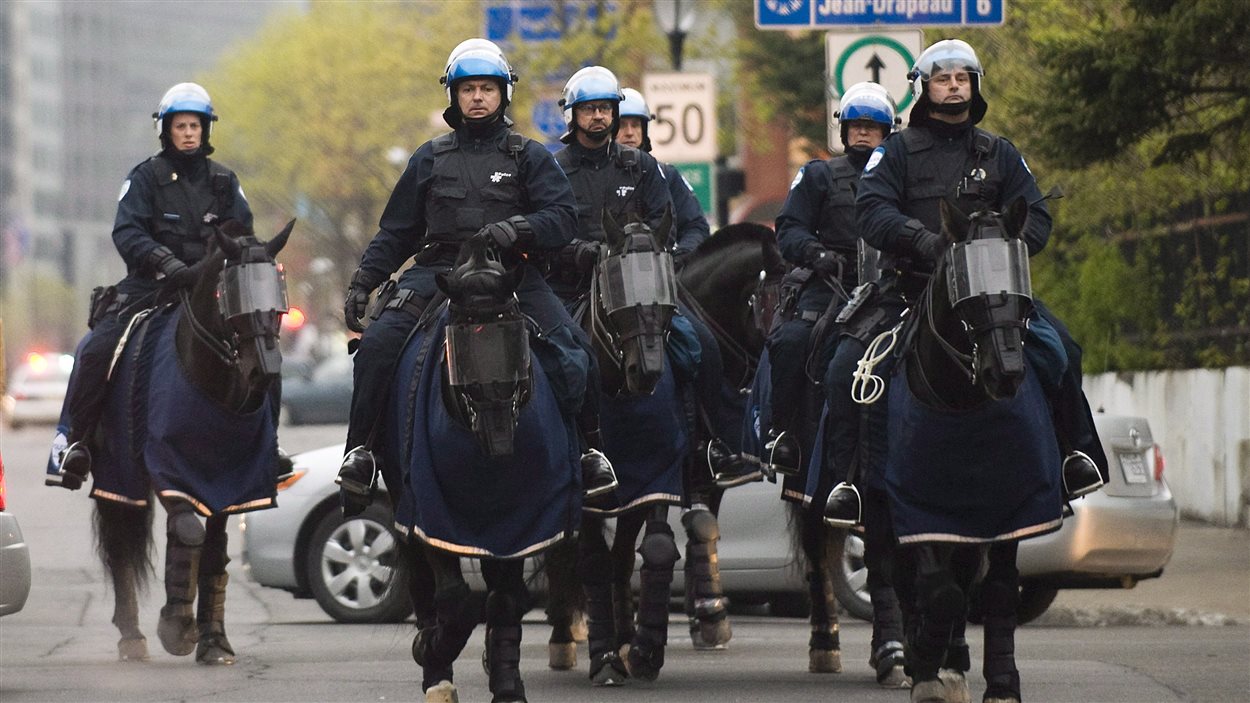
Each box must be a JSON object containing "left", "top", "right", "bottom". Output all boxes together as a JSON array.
[
  {"left": 335, "top": 445, "right": 377, "bottom": 497},
  {"left": 1063, "top": 450, "right": 1104, "bottom": 498},
  {"left": 822, "top": 482, "right": 862, "bottom": 528},
  {"left": 581, "top": 449, "right": 618, "bottom": 499},
  {"left": 708, "top": 439, "right": 763, "bottom": 489},
  {"left": 58, "top": 441, "right": 93, "bottom": 490},
  {"left": 764, "top": 430, "right": 801, "bottom": 477}
]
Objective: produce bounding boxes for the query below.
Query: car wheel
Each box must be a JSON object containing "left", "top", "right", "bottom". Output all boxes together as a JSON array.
[
  {"left": 305, "top": 503, "right": 413, "bottom": 623},
  {"left": 1015, "top": 583, "right": 1059, "bottom": 625},
  {"left": 832, "top": 532, "right": 874, "bottom": 622}
]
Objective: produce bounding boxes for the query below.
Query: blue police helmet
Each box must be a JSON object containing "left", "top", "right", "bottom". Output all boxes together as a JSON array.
[
  {"left": 558, "top": 66, "right": 623, "bottom": 143},
  {"left": 440, "top": 38, "right": 517, "bottom": 105},
  {"left": 836, "top": 82, "right": 897, "bottom": 147},
  {"left": 152, "top": 82, "right": 217, "bottom": 138},
  {"left": 619, "top": 88, "right": 653, "bottom": 152}
]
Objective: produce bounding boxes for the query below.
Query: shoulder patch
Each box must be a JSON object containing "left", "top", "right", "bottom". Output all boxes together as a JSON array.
[
  {"left": 864, "top": 146, "right": 885, "bottom": 173},
  {"left": 118, "top": 179, "right": 132, "bottom": 202},
  {"left": 789, "top": 166, "right": 805, "bottom": 190},
  {"left": 1020, "top": 155, "right": 1032, "bottom": 175}
]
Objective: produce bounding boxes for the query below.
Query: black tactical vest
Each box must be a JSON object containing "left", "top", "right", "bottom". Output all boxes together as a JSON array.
[
  {"left": 555, "top": 144, "right": 643, "bottom": 242},
  {"left": 147, "top": 156, "right": 235, "bottom": 263},
  {"left": 900, "top": 126, "right": 1001, "bottom": 233},
  {"left": 816, "top": 155, "right": 862, "bottom": 257},
  {"left": 425, "top": 130, "right": 527, "bottom": 244}
]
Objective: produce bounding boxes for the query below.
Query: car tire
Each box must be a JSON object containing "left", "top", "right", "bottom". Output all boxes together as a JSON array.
[
  {"left": 832, "top": 532, "right": 874, "bottom": 622},
  {"left": 1015, "top": 583, "right": 1059, "bottom": 625},
  {"left": 305, "top": 503, "right": 413, "bottom": 624}
]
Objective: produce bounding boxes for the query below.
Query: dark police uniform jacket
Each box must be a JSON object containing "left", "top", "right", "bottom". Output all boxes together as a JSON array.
[
  {"left": 855, "top": 122, "right": 1051, "bottom": 291},
  {"left": 776, "top": 154, "right": 865, "bottom": 287},
  {"left": 355, "top": 120, "right": 578, "bottom": 290},
  {"left": 113, "top": 153, "right": 252, "bottom": 281},
  {"left": 554, "top": 140, "right": 672, "bottom": 246}
]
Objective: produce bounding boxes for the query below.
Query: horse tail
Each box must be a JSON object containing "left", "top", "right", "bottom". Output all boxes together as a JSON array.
[
  {"left": 785, "top": 502, "right": 810, "bottom": 576},
  {"left": 93, "top": 499, "right": 155, "bottom": 594}
]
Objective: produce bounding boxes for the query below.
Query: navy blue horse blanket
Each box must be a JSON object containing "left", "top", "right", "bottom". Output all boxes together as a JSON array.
[
  {"left": 46, "top": 306, "right": 279, "bottom": 515},
  {"left": 386, "top": 311, "right": 582, "bottom": 559},
  {"left": 885, "top": 360, "right": 1063, "bottom": 544}
]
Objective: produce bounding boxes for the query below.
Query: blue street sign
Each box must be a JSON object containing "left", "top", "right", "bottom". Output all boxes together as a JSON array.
[
  {"left": 756, "top": 0, "right": 1004, "bottom": 28},
  {"left": 532, "top": 99, "right": 566, "bottom": 143},
  {"left": 486, "top": 2, "right": 615, "bottom": 43}
]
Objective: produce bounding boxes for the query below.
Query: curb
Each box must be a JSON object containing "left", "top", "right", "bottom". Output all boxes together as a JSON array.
[{"left": 1034, "top": 606, "right": 1249, "bottom": 628}]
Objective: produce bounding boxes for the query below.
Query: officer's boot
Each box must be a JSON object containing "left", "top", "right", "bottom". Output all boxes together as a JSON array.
[
  {"left": 335, "top": 445, "right": 377, "bottom": 518},
  {"left": 484, "top": 591, "right": 527, "bottom": 703},
  {"left": 868, "top": 583, "right": 909, "bottom": 687},
  {"left": 1062, "top": 449, "right": 1104, "bottom": 499},
  {"left": 706, "top": 436, "right": 764, "bottom": 489},
  {"left": 681, "top": 506, "right": 732, "bottom": 650},
  {"left": 195, "top": 519, "right": 235, "bottom": 665},
  {"left": 58, "top": 429, "right": 93, "bottom": 491},
  {"left": 579, "top": 532, "right": 627, "bottom": 686},
  {"left": 764, "top": 429, "right": 802, "bottom": 477},
  {"left": 579, "top": 429, "right": 618, "bottom": 501},
  {"left": 823, "top": 481, "right": 863, "bottom": 528},
  {"left": 806, "top": 568, "right": 843, "bottom": 673},
  {"left": 157, "top": 503, "right": 202, "bottom": 657},
  {"left": 628, "top": 519, "right": 679, "bottom": 682}
]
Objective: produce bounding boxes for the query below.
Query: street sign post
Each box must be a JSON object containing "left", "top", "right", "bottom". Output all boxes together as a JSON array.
[
  {"left": 642, "top": 72, "right": 717, "bottom": 164},
  {"left": 756, "top": 0, "right": 1004, "bottom": 28},
  {"left": 825, "top": 30, "right": 922, "bottom": 151}
]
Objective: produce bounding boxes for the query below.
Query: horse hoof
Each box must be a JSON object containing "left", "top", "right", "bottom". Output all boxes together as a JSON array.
[
  {"left": 625, "top": 644, "right": 663, "bottom": 682},
  {"left": 589, "top": 651, "right": 628, "bottom": 687},
  {"left": 156, "top": 609, "right": 197, "bottom": 657},
  {"left": 939, "top": 668, "right": 971, "bottom": 703},
  {"left": 983, "top": 698, "right": 1021, "bottom": 703},
  {"left": 808, "top": 647, "right": 843, "bottom": 673},
  {"left": 195, "top": 632, "right": 236, "bottom": 665},
  {"left": 878, "top": 664, "right": 911, "bottom": 688},
  {"left": 548, "top": 642, "right": 577, "bottom": 670},
  {"left": 424, "top": 680, "right": 459, "bottom": 703},
  {"left": 570, "top": 613, "right": 588, "bottom": 642},
  {"left": 911, "top": 679, "right": 947, "bottom": 703},
  {"left": 694, "top": 617, "right": 732, "bottom": 650},
  {"left": 117, "top": 636, "right": 149, "bottom": 662}
]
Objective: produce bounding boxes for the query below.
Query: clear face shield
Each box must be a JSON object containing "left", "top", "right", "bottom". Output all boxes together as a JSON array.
[
  {"left": 598, "top": 247, "right": 678, "bottom": 319},
  {"left": 944, "top": 237, "right": 1032, "bottom": 306},
  {"left": 444, "top": 318, "right": 531, "bottom": 389},
  {"left": 217, "top": 261, "right": 289, "bottom": 376}
]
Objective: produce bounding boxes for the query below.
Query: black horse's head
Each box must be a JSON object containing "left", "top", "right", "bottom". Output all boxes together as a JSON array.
[
  {"left": 593, "top": 207, "right": 677, "bottom": 395},
  {"left": 180, "top": 219, "right": 292, "bottom": 409},
  {"left": 436, "top": 236, "right": 530, "bottom": 457},
  {"left": 932, "top": 197, "right": 1033, "bottom": 401}
]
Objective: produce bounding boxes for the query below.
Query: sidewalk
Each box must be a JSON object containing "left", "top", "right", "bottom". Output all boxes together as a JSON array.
[{"left": 1041, "top": 520, "right": 1250, "bottom": 626}]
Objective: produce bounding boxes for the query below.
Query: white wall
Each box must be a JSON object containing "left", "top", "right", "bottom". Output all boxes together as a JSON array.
[{"left": 1085, "top": 367, "right": 1250, "bottom": 526}]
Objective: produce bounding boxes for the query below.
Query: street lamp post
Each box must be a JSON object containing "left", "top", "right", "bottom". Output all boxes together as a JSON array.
[{"left": 653, "top": 0, "right": 696, "bottom": 71}]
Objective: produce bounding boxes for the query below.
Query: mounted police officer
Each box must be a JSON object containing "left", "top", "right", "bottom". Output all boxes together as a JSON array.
[
  {"left": 54, "top": 82, "right": 253, "bottom": 489},
  {"left": 336, "top": 39, "right": 618, "bottom": 520},
  {"left": 765, "top": 81, "right": 895, "bottom": 475}
]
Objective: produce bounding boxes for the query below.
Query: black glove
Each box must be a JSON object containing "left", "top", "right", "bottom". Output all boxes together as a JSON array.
[
  {"left": 147, "top": 246, "right": 197, "bottom": 288},
  {"left": 905, "top": 225, "right": 946, "bottom": 262},
  {"left": 558, "top": 240, "right": 600, "bottom": 274},
  {"left": 672, "top": 248, "right": 692, "bottom": 271},
  {"left": 474, "top": 219, "right": 519, "bottom": 249},
  {"left": 805, "top": 245, "right": 846, "bottom": 278},
  {"left": 343, "top": 269, "right": 377, "bottom": 334}
]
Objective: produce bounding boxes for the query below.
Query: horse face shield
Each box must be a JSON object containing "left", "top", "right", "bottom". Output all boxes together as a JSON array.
[
  {"left": 445, "top": 318, "right": 531, "bottom": 457},
  {"left": 944, "top": 237, "right": 1032, "bottom": 396},
  {"left": 598, "top": 240, "right": 677, "bottom": 394},
  {"left": 217, "top": 261, "right": 289, "bottom": 377}
]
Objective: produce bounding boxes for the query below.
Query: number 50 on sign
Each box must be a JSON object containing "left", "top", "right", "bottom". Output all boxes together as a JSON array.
[{"left": 643, "top": 72, "right": 717, "bottom": 163}]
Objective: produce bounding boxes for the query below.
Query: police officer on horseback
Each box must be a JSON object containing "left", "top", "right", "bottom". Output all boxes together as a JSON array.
[
  {"left": 337, "top": 39, "right": 618, "bottom": 514},
  {"left": 54, "top": 82, "right": 253, "bottom": 489},
  {"left": 852, "top": 38, "right": 1106, "bottom": 505}
]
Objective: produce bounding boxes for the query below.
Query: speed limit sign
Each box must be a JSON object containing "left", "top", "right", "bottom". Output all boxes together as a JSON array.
[{"left": 642, "top": 72, "right": 716, "bottom": 163}]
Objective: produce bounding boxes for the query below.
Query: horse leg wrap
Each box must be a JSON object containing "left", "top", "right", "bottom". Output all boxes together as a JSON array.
[
  {"left": 195, "top": 573, "right": 235, "bottom": 665},
  {"left": 868, "top": 584, "right": 907, "bottom": 685},
  {"left": 611, "top": 579, "right": 636, "bottom": 651},
  {"left": 628, "top": 521, "right": 678, "bottom": 682},
  {"left": 807, "top": 570, "right": 843, "bottom": 673},
  {"left": 980, "top": 575, "right": 1022, "bottom": 701},
  {"left": 908, "top": 556, "right": 964, "bottom": 686},
  {"left": 576, "top": 529, "right": 616, "bottom": 661},
  {"left": 158, "top": 506, "right": 202, "bottom": 657},
  {"left": 681, "top": 507, "right": 731, "bottom": 649},
  {"left": 484, "top": 591, "right": 526, "bottom": 703},
  {"left": 413, "top": 582, "right": 477, "bottom": 672},
  {"left": 542, "top": 539, "right": 581, "bottom": 670}
]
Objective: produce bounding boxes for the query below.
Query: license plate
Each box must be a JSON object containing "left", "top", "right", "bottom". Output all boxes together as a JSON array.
[{"left": 1118, "top": 452, "right": 1149, "bottom": 484}]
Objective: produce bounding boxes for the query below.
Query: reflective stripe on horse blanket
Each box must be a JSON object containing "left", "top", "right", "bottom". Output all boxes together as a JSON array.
[
  {"left": 586, "top": 361, "right": 687, "bottom": 516},
  {"left": 89, "top": 307, "right": 278, "bottom": 514},
  {"left": 388, "top": 312, "right": 582, "bottom": 559},
  {"left": 885, "top": 361, "right": 1063, "bottom": 544}
]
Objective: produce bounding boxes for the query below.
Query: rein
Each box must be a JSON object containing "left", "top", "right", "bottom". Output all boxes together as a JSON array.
[
  {"left": 177, "top": 288, "right": 239, "bottom": 368},
  {"left": 676, "top": 278, "right": 758, "bottom": 389},
  {"left": 587, "top": 267, "right": 625, "bottom": 372}
]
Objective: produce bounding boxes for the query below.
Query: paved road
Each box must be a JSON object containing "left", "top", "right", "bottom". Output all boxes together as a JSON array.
[{"left": 3, "top": 424, "right": 1248, "bottom": 702}]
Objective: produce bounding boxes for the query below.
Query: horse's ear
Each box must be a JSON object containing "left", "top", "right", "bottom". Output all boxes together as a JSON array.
[
  {"left": 654, "top": 205, "right": 673, "bottom": 250},
  {"left": 939, "top": 198, "right": 969, "bottom": 243},
  {"left": 265, "top": 218, "right": 296, "bottom": 258},
  {"left": 214, "top": 224, "right": 243, "bottom": 259},
  {"left": 1003, "top": 197, "right": 1028, "bottom": 238},
  {"left": 602, "top": 209, "right": 624, "bottom": 249},
  {"left": 434, "top": 271, "right": 450, "bottom": 296}
]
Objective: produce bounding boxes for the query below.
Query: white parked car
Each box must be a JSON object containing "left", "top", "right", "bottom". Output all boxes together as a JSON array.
[
  {"left": 2, "top": 352, "right": 73, "bottom": 429},
  {"left": 241, "top": 414, "right": 1178, "bottom": 624}
]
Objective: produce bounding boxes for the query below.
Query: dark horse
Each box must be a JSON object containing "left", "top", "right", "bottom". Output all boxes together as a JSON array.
[
  {"left": 385, "top": 235, "right": 581, "bottom": 703},
  {"left": 887, "top": 199, "right": 1062, "bottom": 703},
  {"left": 82, "top": 219, "right": 293, "bottom": 664}
]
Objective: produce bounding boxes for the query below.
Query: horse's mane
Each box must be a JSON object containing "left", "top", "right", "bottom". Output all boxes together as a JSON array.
[{"left": 688, "top": 222, "right": 785, "bottom": 276}]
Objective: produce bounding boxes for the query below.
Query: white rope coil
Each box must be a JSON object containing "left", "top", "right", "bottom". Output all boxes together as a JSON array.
[{"left": 851, "top": 320, "right": 904, "bottom": 405}]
